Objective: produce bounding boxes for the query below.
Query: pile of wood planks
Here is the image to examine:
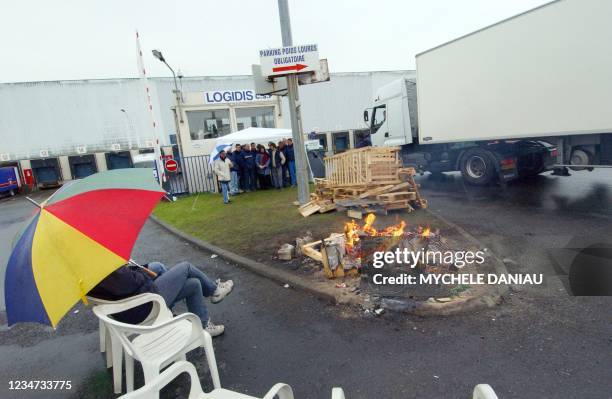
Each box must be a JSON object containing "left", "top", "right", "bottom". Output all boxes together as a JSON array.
[{"left": 299, "top": 147, "right": 428, "bottom": 217}]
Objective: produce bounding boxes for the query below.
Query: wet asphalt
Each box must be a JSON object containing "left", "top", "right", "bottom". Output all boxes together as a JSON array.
[{"left": 0, "top": 170, "right": 610, "bottom": 399}]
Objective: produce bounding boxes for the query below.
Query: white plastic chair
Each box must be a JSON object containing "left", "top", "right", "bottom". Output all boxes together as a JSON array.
[
  {"left": 88, "top": 293, "right": 173, "bottom": 393},
  {"left": 93, "top": 294, "right": 219, "bottom": 396},
  {"left": 472, "top": 384, "right": 499, "bottom": 399},
  {"left": 88, "top": 294, "right": 170, "bottom": 363},
  {"left": 118, "top": 360, "right": 294, "bottom": 399}
]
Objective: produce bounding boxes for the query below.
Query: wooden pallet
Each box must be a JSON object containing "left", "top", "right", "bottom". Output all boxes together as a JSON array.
[
  {"left": 300, "top": 149, "right": 427, "bottom": 217},
  {"left": 324, "top": 147, "right": 401, "bottom": 187},
  {"left": 377, "top": 191, "right": 417, "bottom": 202}
]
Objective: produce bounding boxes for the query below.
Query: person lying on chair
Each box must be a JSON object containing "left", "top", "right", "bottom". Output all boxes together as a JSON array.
[{"left": 89, "top": 260, "right": 232, "bottom": 337}]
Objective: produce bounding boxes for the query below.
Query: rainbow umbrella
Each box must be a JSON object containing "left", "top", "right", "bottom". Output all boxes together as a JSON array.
[{"left": 4, "top": 169, "right": 166, "bottom": 328}]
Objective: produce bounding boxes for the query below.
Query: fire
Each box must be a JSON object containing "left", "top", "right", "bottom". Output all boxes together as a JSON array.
[
  {"left": 422, "top": 227, "right": 431, "bottom": 238},
  {"left": 344, "top": 213, "right": 406, "bottom": 250},
  {"left": 344, "top": 219, "right": 360, "bottom": 248},
  {"left": 363, "top": 213, "right": 377, "bottom": 235}
]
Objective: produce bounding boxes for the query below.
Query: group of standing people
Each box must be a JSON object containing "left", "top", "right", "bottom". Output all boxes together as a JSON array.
[{"left": 213, "top": 138, "right": 296, "bottom": 204}]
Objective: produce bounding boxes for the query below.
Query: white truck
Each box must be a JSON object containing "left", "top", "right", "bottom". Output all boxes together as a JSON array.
[{"left": 364, "top": 0, "right": 612, "bottom": 185}]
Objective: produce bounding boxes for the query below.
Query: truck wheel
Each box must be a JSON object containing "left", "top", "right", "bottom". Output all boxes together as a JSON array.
[
  {"left": 569, "top": 149, "right": 593, "bottom": 171},
  {"left": 460, "top": 149, "right": 496, "bottom": 186}
]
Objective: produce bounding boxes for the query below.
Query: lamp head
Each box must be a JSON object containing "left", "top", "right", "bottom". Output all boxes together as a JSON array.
[{"left": 152, "top": 49, "right": 165, "bottom": 62}]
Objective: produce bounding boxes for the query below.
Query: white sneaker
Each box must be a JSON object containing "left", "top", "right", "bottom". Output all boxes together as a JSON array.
[
  {"left": 205, "top": 320, "right": 225, "bottom": 337},
  {"left": 211, "top": 279, "right": 234, "bottom": 303}
]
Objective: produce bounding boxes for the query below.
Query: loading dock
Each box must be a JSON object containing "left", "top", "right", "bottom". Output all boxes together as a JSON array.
[
  {"left": 30, "top": 158, "right": 62, "bottom": 187},
  {"left": 69, "top": 154, "right": 97, "bottom": 179},
  {"left": 105, "top": 151, "right": 134, "bottom": 170}
]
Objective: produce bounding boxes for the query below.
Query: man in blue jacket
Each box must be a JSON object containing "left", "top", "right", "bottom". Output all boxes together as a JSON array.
[
  {"left": 242, "top": 144, "right": 257, "bottom": 191},
  {"left": 284, "top": 138, "right": 296, "bottom": 187},
  {"left": 227, "top": 146, "right": 243, "bottom": 194}
]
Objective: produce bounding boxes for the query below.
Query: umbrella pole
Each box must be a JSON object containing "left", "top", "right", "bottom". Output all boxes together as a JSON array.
[
  {"left": 128, "top": 259, "right": 158, "bottom": 279},
  {"left": 25, "top": 196, "right": 42, "bottom": 208}
]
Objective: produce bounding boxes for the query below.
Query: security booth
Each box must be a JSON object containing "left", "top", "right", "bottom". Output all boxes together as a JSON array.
[
  {"left": 105, "top": 151, "right": 134, "bottom": 170},
  {"left": 68, "top": 154, "right": 98, "bottom": 179},
  {"left": 30, "top": 158, "right": 62, "bottom": 188},
  {"left": 176, "top": 90, "right": 284, "bottom": 157}
]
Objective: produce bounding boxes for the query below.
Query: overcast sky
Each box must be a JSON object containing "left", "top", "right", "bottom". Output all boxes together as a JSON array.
[{"left": 0, "top": 0, "right": 550, "bottom": 83}]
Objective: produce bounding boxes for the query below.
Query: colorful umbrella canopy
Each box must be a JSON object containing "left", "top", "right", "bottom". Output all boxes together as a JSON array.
[
  {"left": 4, "top": 169, "right": 166, "bottom": 327},
  {"left": 209, "top": 142, "right": 232, "bottom": 164}
]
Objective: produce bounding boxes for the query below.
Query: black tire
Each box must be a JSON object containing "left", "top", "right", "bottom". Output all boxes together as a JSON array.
[{"left": 460, "top": 148, "right": 497, "bottom": 186}]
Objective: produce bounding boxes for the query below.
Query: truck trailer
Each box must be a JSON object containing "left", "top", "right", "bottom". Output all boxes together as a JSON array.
[{"left": 365, "top": 0, "right": 612, "bottom": 185}]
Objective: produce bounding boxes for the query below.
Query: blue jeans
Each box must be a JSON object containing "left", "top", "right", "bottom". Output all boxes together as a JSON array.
[
  {"left": 153, "top": 261, "right": 217, "bottom": 325},
  {"left": 147, "top": 262, "right": 168, "bottom": 276},
  {"left": 271, "top": 166, "right": 283, "bottom": 188},
  {"left": 288, "top": 160, "right": 296, "bottom": 186},
  {"left": 220, "top": 181, "right": 229, "bottom": 203},
  {"left": 230, "top": 171, "right": 239, "bottom": 194}
]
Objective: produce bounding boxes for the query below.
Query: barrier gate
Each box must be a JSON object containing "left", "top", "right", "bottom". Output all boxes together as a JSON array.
[{"left": 164, "top": 155, "right": 217, "bottom": 195}]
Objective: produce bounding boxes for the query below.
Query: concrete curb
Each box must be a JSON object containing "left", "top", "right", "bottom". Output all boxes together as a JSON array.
[{"left": 150, "top": 210, "right": 508, "bottom": 316}]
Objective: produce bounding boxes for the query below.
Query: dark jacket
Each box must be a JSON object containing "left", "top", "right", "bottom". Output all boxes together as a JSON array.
[
  {"left": 243, "top": 150, "right": 257, "bottom": 170},
  {"left": 269, "top": 149, "right": 285, "bottom": 168},
  {"left": 89, "top": 266, "right": 158, "bottom": 324},
  {"left": 228, "top": 151, "right": 240, "bottom": 172},
  {"left": 284, "top": 144, "right": 295, "bottom": 162},
  {"left": 232, "top": 150, "right": 246, "bottom": 171}
]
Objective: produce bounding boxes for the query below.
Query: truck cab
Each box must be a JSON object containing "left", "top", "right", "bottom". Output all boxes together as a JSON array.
[{"left": 365, "top": 79, "right": 414, "bottom": 148}]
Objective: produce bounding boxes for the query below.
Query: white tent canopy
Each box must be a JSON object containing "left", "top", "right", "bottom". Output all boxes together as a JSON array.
[{"left": 214, "top": 127, "right": 293, "bottom": 147}]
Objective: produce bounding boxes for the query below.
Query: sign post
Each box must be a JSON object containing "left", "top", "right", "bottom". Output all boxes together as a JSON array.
[
  {"left": 164, "top": 159, "right": 178, "bottom": 173},
  {"left": 275, "top": 0, "right": 311, "bottom": 205}
]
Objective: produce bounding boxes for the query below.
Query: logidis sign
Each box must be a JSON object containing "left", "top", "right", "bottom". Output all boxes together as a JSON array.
[{"left": 203, "top": 90, "right": 272, "bottom": 104}]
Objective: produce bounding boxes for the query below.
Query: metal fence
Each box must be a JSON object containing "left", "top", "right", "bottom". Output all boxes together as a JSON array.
[{"left": 165, "top": 155, "right": 217, "bottom": 195}]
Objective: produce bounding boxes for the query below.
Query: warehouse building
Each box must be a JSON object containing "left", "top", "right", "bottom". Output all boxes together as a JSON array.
[{"left": 0, "top": 70, "right": 414, "bottom": 190}]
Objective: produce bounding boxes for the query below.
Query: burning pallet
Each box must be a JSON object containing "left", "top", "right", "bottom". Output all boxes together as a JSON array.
[
  {"left": 299, "top": 213, "right": 409, "bottom": 279},
  {"left": 299, "top": 147, "right": 427, "bottom": 217}
]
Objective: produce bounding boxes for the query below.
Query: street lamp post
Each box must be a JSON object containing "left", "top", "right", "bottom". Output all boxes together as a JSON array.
[
  {"left": 152, "top": 49, "right": 184, "bottom": 123},
  {"left": 152, "top": 49, "right": 185, "bottom": 166},
  {"left": 177, "top": 69, "right": 185, "bottom": 103},
  {"left": 120, "top": 108, "right": 140, "bottom": 148}
]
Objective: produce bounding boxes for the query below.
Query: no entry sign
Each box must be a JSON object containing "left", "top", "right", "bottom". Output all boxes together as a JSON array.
[
  {"left": 260, "top": 44, "right": 319, "bottom": 77},
  {"left": 164, "top": 159, "right": 178, "bottom": 173}
]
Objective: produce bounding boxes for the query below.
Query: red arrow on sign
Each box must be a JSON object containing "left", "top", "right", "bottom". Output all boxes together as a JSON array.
[{"left": 272, "top": 63, "right": 308, "bottom": 73}]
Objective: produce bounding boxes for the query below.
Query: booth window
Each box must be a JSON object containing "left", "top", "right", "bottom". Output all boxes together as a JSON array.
[
  {"left": 235, "top": 107, "right": 275, "bottom": 130},
  {"left": 353, "top": 128, "right": 371, "bottom": 148},
  {"left": 316, "top": 134, "right": 328, "bottom": 152},
  {"left": 332, "top": 131, "right": 349, "bottom": 153},
  {"left": 187, "top": 109, "right": 231, "bottom": 140}
]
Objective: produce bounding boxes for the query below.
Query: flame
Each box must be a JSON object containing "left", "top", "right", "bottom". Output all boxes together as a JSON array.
[
  {"left": 344, "top": 219, "right": 360, "bottom": 249},
  {"left": 344, "top": 214, "right": 406, "bottom": 251},
  {"left": 363, "top": 213, "right": 378, "bottom": 235},
  {"left": 422, "top": 227, "right": 431, "bottom": 238},
  {"left": 383, "top": 220, "right": 406, "bottom": 237}
]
